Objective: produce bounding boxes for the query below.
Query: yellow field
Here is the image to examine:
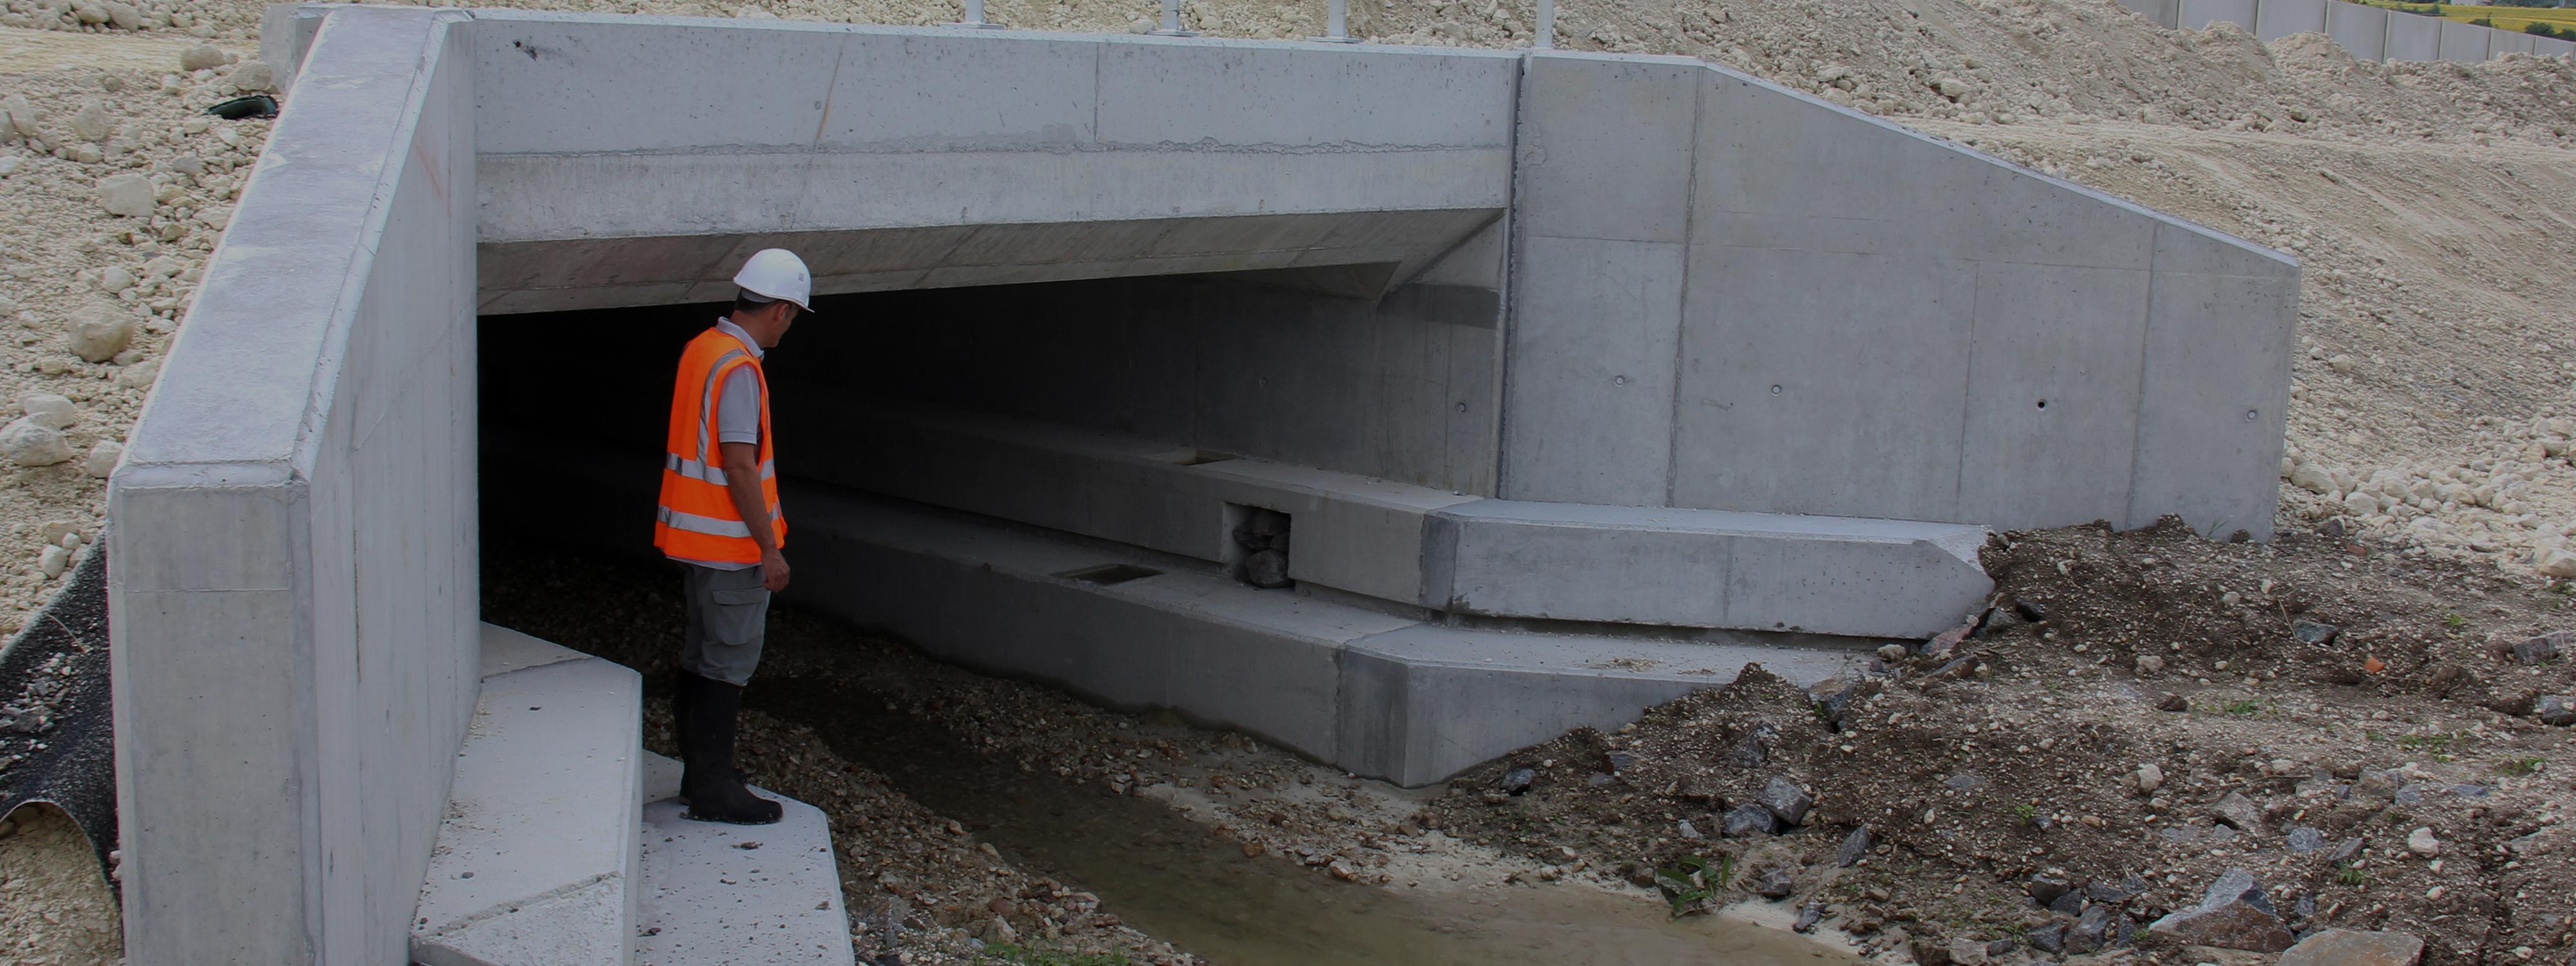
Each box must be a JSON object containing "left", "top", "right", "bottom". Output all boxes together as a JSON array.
[{"left": 2360, "top": 1, "right": 2576, "bottom": 33}]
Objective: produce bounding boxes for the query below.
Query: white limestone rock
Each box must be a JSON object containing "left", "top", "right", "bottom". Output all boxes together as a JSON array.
[
  {"left": 84, "top": 440, "right": 121, "bottom": 478},
  {"left": 70, "top": 100, "right": 111, "bottom": 142},
  {"left": 229, "top": 61, "right": 274, "bottom": 92},
  {"left": 0, "top": 417, "right": 74, "bottom": 466},
  {"left": 113, "top": 358, "right": 158, "bottom": 390},
  {"left": 68, "top": 304, "right": 135, "bottom": 363},
  {"left": 37, "top": 544, "right": 68, "bottom": 579},
  {"left": 97, "top": 173, "right": 153, "bottom": 217},
  {"left": 178, "top": 44, "right": 227, "bottom": 71},
  {"left": 19, "top": 392, "right": 76, "bottom": 430}
]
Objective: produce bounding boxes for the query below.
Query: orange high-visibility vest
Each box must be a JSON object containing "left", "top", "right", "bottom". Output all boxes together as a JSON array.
[{"left": 654, "top": 327, "right": 784, "bottom": 564}]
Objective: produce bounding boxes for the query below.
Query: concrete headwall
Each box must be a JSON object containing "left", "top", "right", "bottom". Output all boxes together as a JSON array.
[
  {"left": 108, "top": 8, "right": 478, "bottom": 963},
  {"left": 1504, "top": 54, "right": 2297, "bottom": 536},
  {"left": 2117, "top": 0, "right": 2572, "bottom": 63},
  {"left": 462, "top": 15, "right": 1520, "bottom": 313}
]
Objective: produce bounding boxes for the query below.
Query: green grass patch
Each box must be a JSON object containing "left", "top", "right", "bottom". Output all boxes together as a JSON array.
[
  {"left": 2495, "top": 756, "right": 2545, "bottom": 777},
  {"left": 2224, "top": 699, "right": 2262, "bottom": 715}
]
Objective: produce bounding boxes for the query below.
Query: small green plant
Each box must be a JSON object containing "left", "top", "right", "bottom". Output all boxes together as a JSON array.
[
  {"left": 2012, "top": 802, "right": 2039, "bottom": 826},
  {"left": 2545, "top": 582, "right": 2570, "bottom": 595},
  {"left": 2338, "top": 867, "right": 2369, "bottom": 887},
  {"left": 2443, "top": 612, "right": 2468, "bottom": 629},
  {"left": 1656, "top": 853, "right": 1734, "bottom": 917},
  {"left": 2224, "top": 699, "right": 2262, "bottom": 715},
  {"left": 2394, "top": 732, "right": 2456, "bottom": 750},
  {"left": 2495, "top": 756, "right": 2545, "bottom": 777}
]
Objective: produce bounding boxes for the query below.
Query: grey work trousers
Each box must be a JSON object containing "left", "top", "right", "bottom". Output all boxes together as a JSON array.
[{"left": 679, "top": 562, "right": 770, "bottom": 686}]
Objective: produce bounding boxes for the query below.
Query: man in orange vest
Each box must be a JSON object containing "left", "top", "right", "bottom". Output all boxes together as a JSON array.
[{"left": 652, "top": 248, "right": 812, "bottom": 825}]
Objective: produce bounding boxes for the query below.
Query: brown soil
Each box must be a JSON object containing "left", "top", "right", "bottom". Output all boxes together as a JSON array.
[{"left": 1426, "top": 517, "right": 2576, "bottom": 963}]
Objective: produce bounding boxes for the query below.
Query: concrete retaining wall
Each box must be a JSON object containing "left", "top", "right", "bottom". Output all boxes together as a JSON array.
[
  {"left": 108, "top": 8, "right": 478, "bottom": 963},
  {"left": 1504, "top": 54, "right": 2297, "bottom": 537}
]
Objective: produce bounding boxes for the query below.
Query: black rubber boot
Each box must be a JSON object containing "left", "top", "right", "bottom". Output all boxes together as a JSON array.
[
  {"left": 670, "top": 668, "right": 699, "bottom": 802},
  {"left": 681, "top": 674, "right": 782, "bottom": 826}
]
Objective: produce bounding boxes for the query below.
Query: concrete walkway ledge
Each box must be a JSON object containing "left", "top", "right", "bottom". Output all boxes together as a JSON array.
[
  {"left": 634, "top": 753, "right": 854, "bottom": 966},
  {"left": 412, "top": 626, "right": 643, "bottom": 966}
]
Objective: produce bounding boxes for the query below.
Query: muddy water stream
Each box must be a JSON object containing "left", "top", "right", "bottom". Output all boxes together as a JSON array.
[{"left": 760, "top": 675, "right": 1861, "bottom": 966}]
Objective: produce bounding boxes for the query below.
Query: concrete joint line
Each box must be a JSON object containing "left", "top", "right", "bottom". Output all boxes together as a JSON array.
[{"left": 414, "top": 870, "right": 622, "bottom": 940}]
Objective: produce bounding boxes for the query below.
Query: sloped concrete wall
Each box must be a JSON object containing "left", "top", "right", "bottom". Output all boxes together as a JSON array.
[
  {"left": 108, "top": 8, "right": 477, "bottom": 963},
  {"left": 1502, "top": 53, "right": 2297, "bottom": 537}
]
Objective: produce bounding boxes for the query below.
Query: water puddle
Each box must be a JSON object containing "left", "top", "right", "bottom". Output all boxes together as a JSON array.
[{"left": 759, "top": 674, "right": 1862, "bottom": 966}]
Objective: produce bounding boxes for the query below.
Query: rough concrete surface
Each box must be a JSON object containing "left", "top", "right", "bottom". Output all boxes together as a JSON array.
[
  {"left": 413, "top": 649, "right": 643, "bottom": 966},
  {"left": 635, "top": 753, "right": 853, "bottom": 966}
]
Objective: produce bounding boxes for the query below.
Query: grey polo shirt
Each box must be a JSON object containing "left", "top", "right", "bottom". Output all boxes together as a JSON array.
[{"left": 673, "top": 318, "right": 768, "bottom": 571}]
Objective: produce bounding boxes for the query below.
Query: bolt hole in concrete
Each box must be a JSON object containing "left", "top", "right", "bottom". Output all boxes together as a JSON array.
[
  {"left": 480, "top": 545, "right": 1863, "bottom": 966},
  {"left": 2036, "top": 399, "right": 2047, "bottom": 409}
]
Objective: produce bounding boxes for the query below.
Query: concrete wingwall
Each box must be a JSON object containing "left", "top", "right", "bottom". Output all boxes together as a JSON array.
[
  {"left": 1503, "top": 53, "right": 2298, "bottom": 537},
  {"left": 108, "top": 8, "right": 478, "bottom": 963},
  {"left": 2116, "top": 0, "right": 2572, "bottom": 63}
]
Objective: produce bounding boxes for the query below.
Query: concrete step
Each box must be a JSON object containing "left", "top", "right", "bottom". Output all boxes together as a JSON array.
[
  {"left": 770, "top": 486, "right": 1871, "bottom": 786},
  {"left": 775, "top": 402, "right": 1989, "bottom": 638},
  {"left": 634, "top": 753, "right": 854, "bottom": 966},
  {"left": 412, "top": 625, "right": 643, "bottom": 966}
]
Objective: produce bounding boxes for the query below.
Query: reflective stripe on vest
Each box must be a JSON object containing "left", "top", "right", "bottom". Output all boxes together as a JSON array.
[{"left": 653, "top": 327, "right": 784, "bottom": 564}]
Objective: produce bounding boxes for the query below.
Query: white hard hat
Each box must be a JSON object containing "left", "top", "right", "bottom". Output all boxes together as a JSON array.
[{"left": 732, "top": 248, "right": 813, "bottom": 312}]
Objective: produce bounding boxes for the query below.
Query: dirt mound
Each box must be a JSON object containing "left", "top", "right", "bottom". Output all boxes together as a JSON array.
[{"left": 1428, "top": 519, "right": 2576, "bottom": 962}]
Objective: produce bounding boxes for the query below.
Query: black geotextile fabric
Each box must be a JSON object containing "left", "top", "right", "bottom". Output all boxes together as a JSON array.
[{"left": 0, "top": 540, "right": 116, "bottom": 889}]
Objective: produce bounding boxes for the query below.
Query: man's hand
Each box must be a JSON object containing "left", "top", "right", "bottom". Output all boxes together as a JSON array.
[
  {"left": 760, "top": 550, "right": 791, "bottom": 592},
  {"left": 717, "top": 440, "right": 786, "bottom": 589}
]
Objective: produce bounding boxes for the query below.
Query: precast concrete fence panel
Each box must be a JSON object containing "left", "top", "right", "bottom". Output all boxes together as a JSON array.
[
  {"left": 108, "top": 8, "right": 478, "bottom": 963},
  {"left": 2177, "top": 0, "right": 2258, "bottom": 30},
  {"left": 2116, "top": 0, "right": 2183, "bottom": 28},
  {"left": 2325, "top": 1, "right": 2389, "bottom": 60},
  {"left": 2540, "top": 35, "right": 2576, "bottom": 57},
  {"left": 2255, "top": 0, "right": 2329, "bottom": 40},
  {"left": 2439, "top": 17, "right": 2492, "bottom": 60},
  {"left": 2384, "top": 8, "right": 2442, "bottom": 59},
  {"left": 2492, "top": 31, "right": 2537, "bottom": 55}
]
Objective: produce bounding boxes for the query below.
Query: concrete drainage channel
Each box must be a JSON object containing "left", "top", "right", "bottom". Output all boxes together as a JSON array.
[{"left": 101, "top": 5, "right": 2297, "bottom": 962}]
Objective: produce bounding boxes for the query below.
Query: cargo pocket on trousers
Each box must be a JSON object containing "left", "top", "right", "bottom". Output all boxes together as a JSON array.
[{"left": 706, "top": 585, "right": 770, "bottom": 647}]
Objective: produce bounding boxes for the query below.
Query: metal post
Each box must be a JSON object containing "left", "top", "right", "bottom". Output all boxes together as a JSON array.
[
  {"left": 955, "top": 0, "right": 1003, "bottom": 28},
  {"left": 1311, "top": 0, "right": 1359, "bottom": 42},
  {"left": 1153, "top": 0, "right": 1195, "bottom": 35},
  {"left": 1534, "top": 0, "right": 1553, "bottom": 47}
]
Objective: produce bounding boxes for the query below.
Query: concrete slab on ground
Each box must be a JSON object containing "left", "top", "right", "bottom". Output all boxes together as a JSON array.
[
  {"left": 635, "top": 752, "right": 852, "bottom": 966},
  {"left": 412, "top": 651, "right": 643, "bottom": 966}
]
